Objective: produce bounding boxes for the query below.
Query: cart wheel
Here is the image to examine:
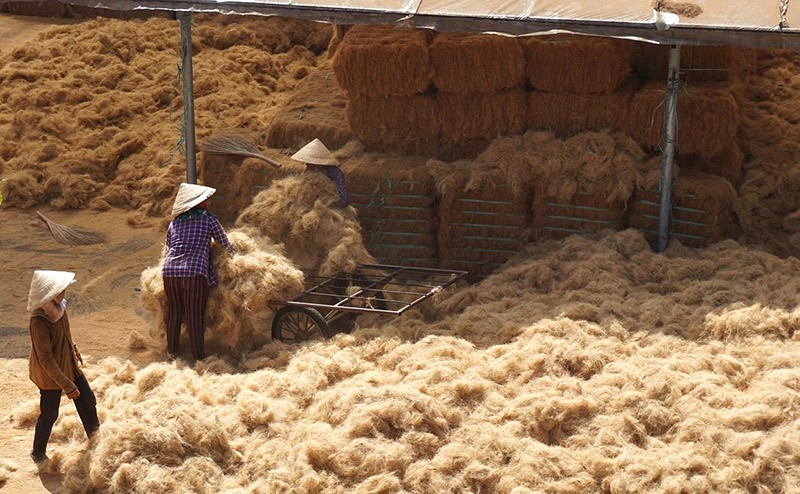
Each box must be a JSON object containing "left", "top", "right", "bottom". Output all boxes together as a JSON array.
[{"left": 272, "top": 306, "right": 332, "bottom": 342}]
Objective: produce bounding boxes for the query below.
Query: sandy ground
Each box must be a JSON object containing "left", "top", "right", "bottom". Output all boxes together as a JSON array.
[
  {"left": 0, "top": 207, "right": 167, "bottom": 493},
  {"left": 0, "top": 16, "right": 161, "bottom": 492},
  {"left": 0, "top": 13, "right": 77, "bottom": 52}
]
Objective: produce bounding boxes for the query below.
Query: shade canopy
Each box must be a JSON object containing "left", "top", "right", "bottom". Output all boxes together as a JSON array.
[{"left": 56, "top": 0, "right": 800, "bottom": 50}]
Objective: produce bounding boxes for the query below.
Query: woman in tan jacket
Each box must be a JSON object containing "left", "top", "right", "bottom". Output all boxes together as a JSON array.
[{"left": 27, "top": 270, "right": 99, "bottom": 463}]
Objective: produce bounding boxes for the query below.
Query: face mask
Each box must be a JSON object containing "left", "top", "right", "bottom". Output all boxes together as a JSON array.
[{"left": 41, "top": 299, "right": 67, "bottom": 323}]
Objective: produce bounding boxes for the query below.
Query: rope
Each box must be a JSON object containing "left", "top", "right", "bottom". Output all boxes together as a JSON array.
[
  {"left": 780, "top": 0, "right": 789, "bottom": 29},
  {"left": 159, "top": 51, "right": 188, "bottom": 168}
]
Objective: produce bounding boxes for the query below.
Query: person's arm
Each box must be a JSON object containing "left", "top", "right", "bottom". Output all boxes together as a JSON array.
[
  {"left": 163, "top": 223, "right": 173, "bottom": 257},
  {"left": 30, "top": 317, "right": 77, "bottom": 394},
  {"left": 209, "top": 216, "right": 235, "bottom": 253}
]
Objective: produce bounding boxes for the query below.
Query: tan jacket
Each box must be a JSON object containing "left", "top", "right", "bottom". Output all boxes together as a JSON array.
[{"left": 28, "top": 310, "right": 82, "bottom": 393}]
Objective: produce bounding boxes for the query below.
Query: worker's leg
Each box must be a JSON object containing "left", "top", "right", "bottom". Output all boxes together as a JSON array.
[
  {"left": 31, "top": 388, "right": 61, "bottom": 460},
  {"left": 72, "top": 373, "right": 99, "bottom": 437},
  {"left": 184, "top": 275, "right": 209, "bottom": 361},
  {"left": 163, "top": 276, "right": 184, "bottom": 356}
]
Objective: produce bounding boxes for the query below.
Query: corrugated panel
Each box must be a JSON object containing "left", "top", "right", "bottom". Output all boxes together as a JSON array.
[
  {"left": 415, "top": 0, "right": 534, "bottom": 17},
  {"left": 50, "top": 0, "right": 800, "bottom": 49}
]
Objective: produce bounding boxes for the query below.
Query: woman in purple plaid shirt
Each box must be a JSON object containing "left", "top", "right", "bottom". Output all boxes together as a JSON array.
[{"left": 162, "top": 183, "right": 234, "bottom": 361}]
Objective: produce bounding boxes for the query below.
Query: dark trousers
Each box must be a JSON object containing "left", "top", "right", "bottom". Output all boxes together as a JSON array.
[
  {"left": 32, "top": 373, "right": 99, "bottom": 456},
  {"left": 163, "top": 275, "right": 209, "bottom": 360}
]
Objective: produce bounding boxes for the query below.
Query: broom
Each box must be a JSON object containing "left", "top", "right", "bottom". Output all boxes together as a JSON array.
[
  {"left": 198, "top": 132, "right": 282, "bottom": 168},
  {"left": 36, "top": 211, "right": 107, "bottom": 246}
]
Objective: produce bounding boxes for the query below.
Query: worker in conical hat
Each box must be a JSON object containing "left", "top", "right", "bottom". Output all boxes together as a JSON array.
[
  {"left": 27, "top": 270, "right": 100, "bottom": 464},
  {"left": 291, "top": 138, "right": 350, "bottom": 208},
  {"left": 162, "top": 183, "right": 235, "bottom": 361}
]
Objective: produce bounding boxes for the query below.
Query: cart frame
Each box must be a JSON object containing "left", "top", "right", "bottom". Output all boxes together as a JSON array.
[{"left": 269, "top": 263, "right": 468, "bottom": 342}]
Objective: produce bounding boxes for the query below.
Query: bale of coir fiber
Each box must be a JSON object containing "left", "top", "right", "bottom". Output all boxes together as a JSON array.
[
  {"left": 342, "top": 153, "right": 439, "bottom": 267},
  {"left": 628, "top": 170, "right": 739, "bottom": 248},
  {"left": 675, "top": 145, "right": 745, "bottom": 187},
  {"left": 633, "top": 44, "right": 758, "bottom": 83},
  {"left": 139, "top": 227, "right": 305, "bottom": 348},
  {"left": 430, "top": 160, "right": 530, "bottom": 280},
  {"left": 527, "top": 78, "right": 639, "bottom": 137},
  {"left": 342, "top": 149, "right": 436, "bottom": 196},
  {"left": 266, "top": 61, "right": 353, "bottom": 150},
  {"left": 346, "top": 92, "right": 440, "bottom": 156},
  {"left": 520, "top": 34, "right": 635, "bottom": 94},
  {"left": 431, "top": 32, "right": 525, "bottom": 94},
  {"left": 625, "top": 80, "right": 741, "bottom": 158},
  {"left": 528, "top": 132, "right": 643, "bottom": 207},
  {"left": 332, "top": 24, "right": 434, "bottom": 97},
  {"left": 236, "top": 172, "right": 375, "bottom": 276},
  {"left": 532, "top": 184, "right": 629, "bottom": 242},
  {"left": 199, "top": 153, "right": 248, "bottom": 225},
  {"left": 437, "top": 89, "right": 527, "bottom": 141}
]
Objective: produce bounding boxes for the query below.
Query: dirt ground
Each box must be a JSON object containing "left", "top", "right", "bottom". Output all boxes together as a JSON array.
[
  {"left": 0, "top": 17, "right": 90, "bottom": 493},
  {"left": 0, "top": 206, "right": 166, "bottom": 494},
  {"left": 0, "top": 16, "right": 163, "bottom": 491}
]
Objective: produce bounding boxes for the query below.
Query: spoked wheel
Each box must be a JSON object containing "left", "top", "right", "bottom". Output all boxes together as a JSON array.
[{"left": 271, "top": 306, "right": 332, "bottom": 342}]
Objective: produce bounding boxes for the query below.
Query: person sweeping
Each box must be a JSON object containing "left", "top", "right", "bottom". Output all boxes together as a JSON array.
[
  {"left": 162, "top": 183, "right": 234, "bottom": 361},
  {"left": 291, "top": 138, "right": 350, "bottom": 208},
  {"left": 27, "top": 270, "right": 100, "bottom": 464}
]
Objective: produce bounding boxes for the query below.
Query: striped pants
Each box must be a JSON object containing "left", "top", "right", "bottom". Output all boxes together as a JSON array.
[{"left": 163, "top": 275, "right": 209, "bottom": 360}]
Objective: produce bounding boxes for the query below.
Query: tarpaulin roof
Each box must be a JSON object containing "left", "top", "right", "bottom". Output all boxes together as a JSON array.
[{"left": 54, "top": 0, "right": 800, "bottom": 50}]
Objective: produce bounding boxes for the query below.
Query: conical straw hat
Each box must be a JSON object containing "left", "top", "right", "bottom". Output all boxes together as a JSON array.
[
  {"left": 27, "top": 270, "right": 76, "bottom": 312},
  {"left": 171, "top": 183, "right": 216, "bottom": 217},
  {"left": 290, "top": 138, "right": 338, "bottom": 166}
]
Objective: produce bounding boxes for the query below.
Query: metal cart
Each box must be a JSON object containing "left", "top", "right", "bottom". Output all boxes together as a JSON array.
[{"left": 269, "top": 263, "right": 468, "bottom": 342}]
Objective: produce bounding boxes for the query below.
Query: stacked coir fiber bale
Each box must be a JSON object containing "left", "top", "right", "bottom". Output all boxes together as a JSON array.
[
  {"left": 341, "top": 150, "right": 439, "bottom": 268},
  {"left": 335, "top": 27, "right": 528, "bottom": 160},
  {"left": 429, "top": 157, "right": 531, "bottom": 282},
  {"left": 139, "top": 227, "right": 305, "bottom": 350},
  {"left": 634, "top": 44, "right": 758, "bottom": 84},
  {"left": 625, "top": 80, "right": 743, "bottom": 179},
  {"left": 628, "top": 168, "right": 739, "bottom": 248},
  {"left": 334, "top": 25, "right": 438, "bottom": 156},
  {"left": 199, "top": 154, "right": 247, "bottom": 225},
  {"left": 628, "top": 44, "right": 754, "bottom": 186},
  {"left": 525, "top": 131, "right": 645, "bottom": 241},
  {"left": 522, "top": 34, "right": 639, "bottom": 137},
  {"left": 431, "top": 32, "right": 527, "bottom": 161},
  {"left": 265, "top": 59, "right": 353, "bottom": 151}
]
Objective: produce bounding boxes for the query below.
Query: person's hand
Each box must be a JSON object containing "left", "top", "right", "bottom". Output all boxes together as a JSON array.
[{"left": 66, "top": 387, "right": 80, "bottom": 400}]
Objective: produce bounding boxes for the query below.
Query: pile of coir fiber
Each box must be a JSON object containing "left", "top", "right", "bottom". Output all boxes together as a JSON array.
[
  {"left": 9, "top": 229, "right": 800, "bottom": 493},
  {"left": 236, "top": 171, "right": 376, "bottom": 276}
]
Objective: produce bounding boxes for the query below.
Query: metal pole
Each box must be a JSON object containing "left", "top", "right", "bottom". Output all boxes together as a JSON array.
[
  {"left": 179, "top": 13, "right": 197, "bottom": 184},
  {"left": 656, "top": 45, "right": 680, "bottom": 252}
]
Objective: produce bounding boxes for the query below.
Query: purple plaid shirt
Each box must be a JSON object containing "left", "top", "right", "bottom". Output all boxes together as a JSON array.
[{"left": 162, "top": 210, "right": 234, "bottom": 286}]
